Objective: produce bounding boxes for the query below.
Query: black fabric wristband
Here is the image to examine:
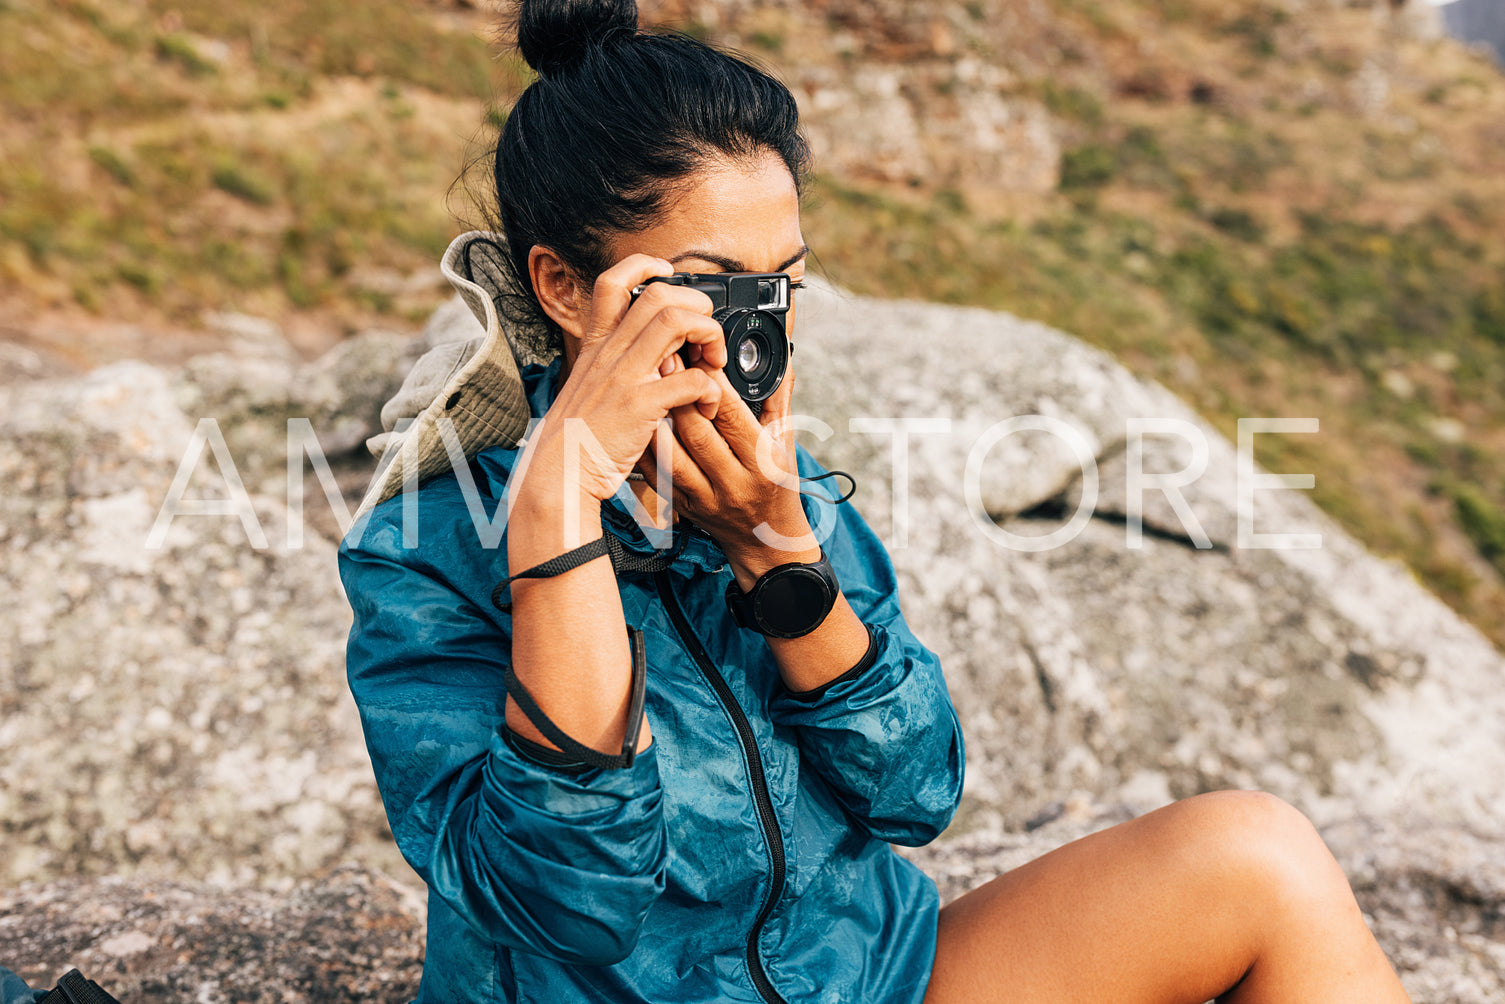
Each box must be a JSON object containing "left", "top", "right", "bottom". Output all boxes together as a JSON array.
[
  {"left": 499, "top": 629, "right": 647, "bottom": 771},
  {"left": 490, "top": 536, "right": 611, "bottom": 614},
  {"left": 783, "top": 624, "right": 880, "bottom": 704},
  {"left": 502, "top": 723, "right": 593, "bottom": 775}
]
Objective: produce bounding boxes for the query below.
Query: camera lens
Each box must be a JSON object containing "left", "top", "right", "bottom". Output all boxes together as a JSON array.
[
  {"left": 719, "top": 308, "right": 787, "bottom": 408},
  {"left": 733, "top": 332, "right": 773, "bottom": 382},
  {"left": 737, "top": 337, "right": 762, "bottom": 376}
]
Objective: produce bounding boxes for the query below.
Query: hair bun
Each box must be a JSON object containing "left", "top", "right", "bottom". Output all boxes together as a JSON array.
[{"left": 516, "top": 0, "right": 638, "bottom": 76}]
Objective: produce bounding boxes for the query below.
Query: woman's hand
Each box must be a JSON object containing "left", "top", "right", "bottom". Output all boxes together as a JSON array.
[
  {"left": 515, "top": 254, "right": 729, "bottom": 509},
  {"left": 637, "top": 351, "right": 821, "bottom": 590},
  {"left": 643, "top": 355, "right": 873, "bottom": 698}
]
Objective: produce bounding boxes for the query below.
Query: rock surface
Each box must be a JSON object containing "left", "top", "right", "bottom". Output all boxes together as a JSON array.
[
  {"left": 2, "top": 283, "right": 1503, "bottom": 999},
  {"left": 0, "top": 867, "right": 424, "bottom": 1002},
  {"left": 792, "top": 281, "right": 1505, "bottom": 843}
]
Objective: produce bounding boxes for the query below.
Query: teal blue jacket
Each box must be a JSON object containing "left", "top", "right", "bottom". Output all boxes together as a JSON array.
[{"left": 338, "top": 361, "right": 965, "bottom": 1003}]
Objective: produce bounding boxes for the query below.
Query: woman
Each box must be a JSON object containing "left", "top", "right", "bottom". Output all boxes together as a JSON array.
[{"left": 337, "top": 1, "right": 1414, "bottom": 1001}]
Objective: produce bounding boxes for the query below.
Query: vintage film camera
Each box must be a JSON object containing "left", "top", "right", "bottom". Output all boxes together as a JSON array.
[{"left": 632, "top": 272, "right": 792, "bottom": 414}]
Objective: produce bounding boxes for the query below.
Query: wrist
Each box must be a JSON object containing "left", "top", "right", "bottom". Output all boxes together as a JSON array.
[
  {"left": 508, "top": 487, "right": 602, "bottom": 569},
  {"left": 724, "top": 537, "right": 820, "bottom": 590},
  {"left": 721, "top": 502, "right": 818, "bottom": 590},
  {"left": 517, "top": 433, "right": 622, "bottom": 506}
]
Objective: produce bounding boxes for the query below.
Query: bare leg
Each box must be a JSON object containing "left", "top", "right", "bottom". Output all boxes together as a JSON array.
[{"left": 923, "top": 791, "right": 1410, "bottom": 1004}]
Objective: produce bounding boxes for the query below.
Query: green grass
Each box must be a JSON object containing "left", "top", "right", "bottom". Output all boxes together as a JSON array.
[
  {"left": 1220, "top": 5, "right": 1288, "bottom": 59},
  {"left": 1452, "top": 483, "right": 1505, "bottom": 574},
  {"left": 0, "top": 0, "right": 528, "bottom": 320},
  {"left": 142, "top": 0, "right": 510, "bottom": 102}
]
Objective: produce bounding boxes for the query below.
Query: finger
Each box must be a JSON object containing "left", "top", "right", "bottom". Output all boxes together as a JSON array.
[
  {"left": 760, "top": 361, "right": 796, "bottom": 431},
  {"left": 622, "top": 305, "right": 727, "bottom": 377},
  {"left": 672, "top": 396, "right": 741, "bottom": 474},
  {"left": 657, "top": 351, "right": 717, "bottom": 421},
  {"left": 659, "top": 414, "right": 715, "bottom": 504},
  {"left": 646, "top": 366, "right": 722, "bottom": 420},
  {"left": 659, "top": 349, "right": 683, "bottom": 379},
  {"left": 635, "top": 443, "right": 661, "bottom": 490},
  {"left": 584, "top": 254, "right": 677, "bottom": 345},
  {"left": 704, "top": 366, "right": 768, "bottom": 465},
  {"left": 721, "top": 368, "right": 801, "bottom": 490},
  {"left": 638, "top": 302, "right": 725, "bottom": 365},
  {"left": 633, "top": 445, "right": 673, "bottom": 527},
  {"left": 638, "top": 420, "right": 715, "bottom": 511},
  {"left": 586, "top": 274, "right": 719, "bottom": 362}
]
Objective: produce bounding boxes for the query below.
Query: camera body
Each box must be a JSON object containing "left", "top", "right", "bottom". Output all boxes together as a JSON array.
[{"left": 633, "top": 271, "right": 792, "bottom": 412}]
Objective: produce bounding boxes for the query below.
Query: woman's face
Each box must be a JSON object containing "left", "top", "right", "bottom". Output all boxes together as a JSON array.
[
  {"left": 613, "top": 150, "right": 807, "bottom": 285},
  {"left": 570, "top": 150, "right": 808, "bottom": 363}
]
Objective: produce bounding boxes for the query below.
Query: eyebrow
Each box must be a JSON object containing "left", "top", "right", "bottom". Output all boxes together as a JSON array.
[{"left": 670, "top": 244, "right": 809, "bottom": 274}]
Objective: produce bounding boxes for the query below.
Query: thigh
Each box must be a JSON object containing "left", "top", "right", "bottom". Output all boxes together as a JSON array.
[{"left": 922, "top": 791, "right": 1297, "bottom": 1004}]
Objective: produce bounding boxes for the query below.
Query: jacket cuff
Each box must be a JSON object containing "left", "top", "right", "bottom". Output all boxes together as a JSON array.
[{"left": 781, "top": 624, "right": 880, "bottom": 704}]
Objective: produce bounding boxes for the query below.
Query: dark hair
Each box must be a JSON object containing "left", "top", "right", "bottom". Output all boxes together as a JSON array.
[{"left": 490, "top": 0, "right": 811, "bottom": 356}]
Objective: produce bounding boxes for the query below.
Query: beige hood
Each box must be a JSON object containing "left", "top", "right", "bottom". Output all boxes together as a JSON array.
[{"left": 355, "top": 232, "right": 552, "bottom": 521}]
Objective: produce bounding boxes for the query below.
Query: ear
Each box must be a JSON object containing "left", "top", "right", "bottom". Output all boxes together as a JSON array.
[{"left": 528, "top": 246, "right": 590, "bottom": 340}]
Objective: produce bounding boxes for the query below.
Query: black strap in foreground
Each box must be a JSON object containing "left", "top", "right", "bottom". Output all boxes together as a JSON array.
[
  {"left": 37, "top": 970, "right": 122, "bottom": 1004},
  {"left": 500, "top": 633, "right": 646, "bottom": 771},
  {"left": 489, "top": 533, "right": 680, "bottom": 770},
  {"left": 489, "top": 536, "right": 612, "bottom": 613},
  {"left": 801, "top": 469, "right": 857, "bottom": 505}
]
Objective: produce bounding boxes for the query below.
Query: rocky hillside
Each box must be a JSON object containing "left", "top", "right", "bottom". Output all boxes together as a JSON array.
[
  {"left": 2, "top": 0, "right": 1503, "bottom": 653},
  {"left": 2, "top": 4, "right": 1504, "bottom": 995},
  {"left": 3, "top": 280, "right": 1505, "bottom": 998}
]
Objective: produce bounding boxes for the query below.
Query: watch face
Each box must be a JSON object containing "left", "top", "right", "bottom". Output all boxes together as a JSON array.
[{"left": 756, "top": 566, "right": 833, "bottom": 634}]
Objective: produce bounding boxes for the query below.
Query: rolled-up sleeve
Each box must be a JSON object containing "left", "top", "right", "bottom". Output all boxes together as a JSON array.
[
  {"left": 338, "top": 521, "right": 668, "bottom": 967},
  {"left": 769, "top": 452, "right": 966, "bottom": 846}
]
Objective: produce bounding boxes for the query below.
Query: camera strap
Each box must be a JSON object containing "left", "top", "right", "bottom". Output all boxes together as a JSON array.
[
  {"left": 799, "top": 469, "right": 856, "bottom": 505},
  {"left": 490, "top": 533, "right": 683, "bottom": 770},
  {"left": 482, "top": 468, "right": 850, "bottom": 770}
]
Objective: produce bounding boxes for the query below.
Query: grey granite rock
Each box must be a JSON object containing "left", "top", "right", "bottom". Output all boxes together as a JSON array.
[
  {"left": 793, "top": 278, "right": 1505, "bottom": 841},
  {"left": 0, "top": 866, "right": 424, "bottom": 1003},
  {"left": 0, "top": 357, "right": 409, "bottom": 890},
  {"left": 171, "top": 328, "right": 422, "bottom": 486}
]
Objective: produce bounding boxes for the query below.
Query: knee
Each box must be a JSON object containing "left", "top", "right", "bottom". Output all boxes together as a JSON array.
[
  {"left": 1186, "top": 788, "right": 1318, "bottom": 844},
  {"left": 1169, "top": 790, "right": 1351, "bottom": 910}
]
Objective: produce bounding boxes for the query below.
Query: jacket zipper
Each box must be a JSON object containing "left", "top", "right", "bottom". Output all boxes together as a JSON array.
[{"left": 655, "top": 571, "right": 788, "bottom": 1004}]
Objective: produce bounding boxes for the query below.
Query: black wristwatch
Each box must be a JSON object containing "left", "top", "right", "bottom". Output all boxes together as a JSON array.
[{"left": 725, "top": 550, "right": 839, "bottom": 639}]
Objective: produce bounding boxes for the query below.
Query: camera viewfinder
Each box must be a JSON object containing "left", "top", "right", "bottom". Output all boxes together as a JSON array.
[{"left": 756, "top": 277, "right": 789, "bottom": 311}]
